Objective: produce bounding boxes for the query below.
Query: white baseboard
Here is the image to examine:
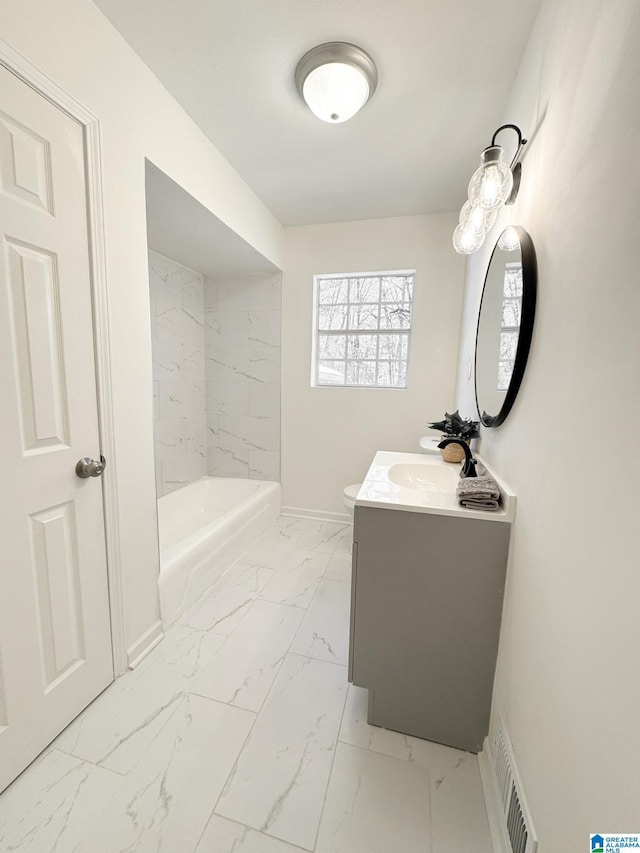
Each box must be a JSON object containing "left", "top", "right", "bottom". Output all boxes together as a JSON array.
[
  {"left": 478, "top": 738, "right": 509, "bottom": 853},
  {"left": 126, "top": 619, "right": 164, "bottom": 669},
  {"left": 281, "top": 505, "right": 351, "bottom": 524}
]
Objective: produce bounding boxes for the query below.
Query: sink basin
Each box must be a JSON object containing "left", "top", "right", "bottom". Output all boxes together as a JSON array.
[
  {"left": 387, "top": 463, "right": 459, "bottom": 492},
  {"left": 357, "top": 450, "right": 515, "bottom": 521}
]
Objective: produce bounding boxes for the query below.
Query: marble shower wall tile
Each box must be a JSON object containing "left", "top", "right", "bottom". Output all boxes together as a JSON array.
[
  {"left": 218, "top": 414, "right": 280, "bottom": 452},
  {"left": 149, "top": 250, "right": 207, "bottom": 497},
  {"left": 158, "top": 380, "right": 206, "bottom": 420},
  {"left": 208, "top": 446, "right": 250, "bottom": 478},
  {"left": 206, "top": 380, "right": 250, "bottom": 415},
  {"left": 182, "top": 343, "right": 206, "bottom": 382},
  {"left": 249, "top": 449, "right": 280, "bottom": 480},
  {"left": 205, "top": 309, "right": 249, "bottom": 346},
  {"left": 248, "top": 309, "right": 281, "bottom": 348},
  {"left": 205, "top": 273, "right": 281, "bottom": 482}
]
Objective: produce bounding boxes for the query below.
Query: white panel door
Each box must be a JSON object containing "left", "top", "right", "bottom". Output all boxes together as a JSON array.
[{"left": 0, "top": 64, "right": 113, "bottom": 792}]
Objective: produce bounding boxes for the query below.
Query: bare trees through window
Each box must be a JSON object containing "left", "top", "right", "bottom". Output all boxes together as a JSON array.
[{"left": 314, "top": 272, "right": 414, "bottom": 388}]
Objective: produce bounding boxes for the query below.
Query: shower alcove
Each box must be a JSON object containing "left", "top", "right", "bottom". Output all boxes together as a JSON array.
[{"left": 145, "top": 161, "right": 282, "bottom": 626}]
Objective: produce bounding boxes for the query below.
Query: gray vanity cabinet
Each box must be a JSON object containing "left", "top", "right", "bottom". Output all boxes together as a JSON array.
[{"left": 349, "top": 505, "right": 511, "bottom": 753}]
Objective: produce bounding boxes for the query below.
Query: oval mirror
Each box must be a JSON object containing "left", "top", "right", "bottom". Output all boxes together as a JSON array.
[{"left": 474, "top": 226, "right": 537, "bottom": 427}]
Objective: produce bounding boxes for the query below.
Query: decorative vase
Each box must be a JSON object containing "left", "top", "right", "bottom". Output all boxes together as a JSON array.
[{"left": 440, "top": 438, "right": 469, "bottom": 463}]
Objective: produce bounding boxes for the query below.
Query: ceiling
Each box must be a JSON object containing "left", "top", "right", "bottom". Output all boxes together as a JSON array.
[{"left": 95, "top": 0, "right": 540, "bottom": 227}]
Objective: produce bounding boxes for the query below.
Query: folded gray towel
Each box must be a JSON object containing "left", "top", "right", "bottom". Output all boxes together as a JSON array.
[{"left": 456, "top": 475, "right": 501, "bottom": 511}]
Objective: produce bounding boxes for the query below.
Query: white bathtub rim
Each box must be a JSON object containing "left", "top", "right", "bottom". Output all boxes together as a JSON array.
[
  {"left": 157, "top": 477, "right": 281, "bottom": 629},
  {"left": 158, "top": 476, "right": 275, "bottom": 557}
]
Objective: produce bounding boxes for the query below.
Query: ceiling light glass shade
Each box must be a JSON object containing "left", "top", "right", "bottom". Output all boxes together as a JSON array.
[
  {"left": 295, "top": 43, "right": 377, "bottom": 124},
  {"left": 453, "top": 224, "right": 485, "bottom": 254},
  {"left": 459, "top": 200, "right": 497, "bottom": 236},
  {"left": 468, "top": 145, "right": 514, "bottom": 211},
  {"left": 302, "top": 62, "right": 370, "bottom": 123},
  {"left": 498, "top": 225, "right": 520, "bottom": 252}
]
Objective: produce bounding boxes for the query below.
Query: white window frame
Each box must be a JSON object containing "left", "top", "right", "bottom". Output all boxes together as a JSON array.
[
  {"left": 311, "top": 269, "right": 415, "bottom": 389},
  {"left": 497, "top": 261, "right": 523, "bottom": 392}
]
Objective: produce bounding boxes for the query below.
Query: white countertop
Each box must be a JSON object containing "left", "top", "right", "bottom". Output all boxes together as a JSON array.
[{"left": 356, "top": 450, "right": 516, "bottom": 523}]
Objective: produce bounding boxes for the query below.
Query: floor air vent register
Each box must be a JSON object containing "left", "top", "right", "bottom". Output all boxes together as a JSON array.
[{"left": 483, "top": 717, "right": 538, "bottom": 853}]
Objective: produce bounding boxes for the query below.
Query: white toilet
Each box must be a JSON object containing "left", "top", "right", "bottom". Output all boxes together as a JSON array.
[{"left": 342, "top": 483, "right": 361, "bottom": 520}]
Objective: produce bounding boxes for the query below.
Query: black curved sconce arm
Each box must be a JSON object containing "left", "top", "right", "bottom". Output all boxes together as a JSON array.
[{"left": 490, "top": 124, "right": 528, "bottom": 170}]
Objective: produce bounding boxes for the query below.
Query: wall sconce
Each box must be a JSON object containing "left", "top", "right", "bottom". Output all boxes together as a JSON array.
[
  {"left": 295, "top": 42, "right": 377, "bottom": 124},
  {"left": 453, "top": 125, "right": 527, "bottom": 254}
]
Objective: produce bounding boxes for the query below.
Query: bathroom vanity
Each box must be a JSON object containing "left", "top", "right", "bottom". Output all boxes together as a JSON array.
[{"left": 349, "top": 451, "right": 514, "bottom": 753}]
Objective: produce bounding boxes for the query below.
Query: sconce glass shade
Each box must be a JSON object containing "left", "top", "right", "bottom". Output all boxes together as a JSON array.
[
  {"left": 453, "top": 224, "right": 485, "bottom": 254},
  {"left": 468, "top": 145, "right": 514, "bottom": 211},
  {"left": 453, "top": 125, "right": 527, "bottom": 255},
  {"left": 459, "top": 200, "right": 497, "bottom": 236},
  {"left": 295, "top": 43, "right": 377, "bottom": 124},
  {"left": 498, "top": 225, "right": 520, "bottom": 252}
]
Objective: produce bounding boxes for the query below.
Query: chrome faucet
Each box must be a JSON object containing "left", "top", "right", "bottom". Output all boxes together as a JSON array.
[{"left": 437, "top": 438, "right": 478, "bottom": 478}]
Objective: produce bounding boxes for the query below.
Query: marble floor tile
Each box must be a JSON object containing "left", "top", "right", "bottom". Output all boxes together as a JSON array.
[
  {"left": 297, "top": 521, "right": 350, "bottom": 554},
  {"left": 240, "top": 537, "right": 294, "bottom": 569},
  {"left": 0, "top": 749, "right": 121, "bottom": 853},
  {"left": 192, "top": 600, "right": 304, "bottom": 711},
  {"left": 314, "top": 742, "right": 431, "bottom": 853},
  {"left": 196, "top": 815, "right": 305, "bottom": 853},
  {"left": 289, "top": 579, "right": 351, "bottom": 665},
  {"left": 423, "top": 738, "right": 492, "bottom": 853},
  {"left": 182, "top": 561, "right": 275, "bottom": 634},
  {"left": 216, "top": 654, "right": 348, "bottom": 851},
  {"left": 339, "top": 683, "right": 442, "bottom": 766},
  {"left": 271, "top": 516, "right": 320, "bottom": 532},
  {"left": 76, "top": 694, "right": 254, "bottom": 853},
  {"left": 273, "top": 518, "right": 350, "bottom": 554},
  {"left": 258, "top": 549, "right": 331, "bottom": 608},
  {"left": 331, "top": 525, "right": 354, "bottom": 555},
  {"left": 54, "top": 625, "right": 225, "bottom": 775},
  {"left": 323, "top": 549, "right": 352, "bottom": 583},
  {"left": 0, "top": 513, "right": 493, "bottom": 853}
]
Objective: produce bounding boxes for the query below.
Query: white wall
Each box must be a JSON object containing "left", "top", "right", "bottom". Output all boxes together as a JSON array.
[
  {"left": 455, "top": 1, "right": 640, "bottom": 848},
  {"left": 0, "top": 0, "right": 284, "bottom": 666},
  {"left": 205, "top": 272, "right": 281, "bottom": 481},
  {"left": 282, "top": 214, "right": 465, "bottom": 515},
  {"left": 149, "top": 251, "right": 207, "bottom": 498}
]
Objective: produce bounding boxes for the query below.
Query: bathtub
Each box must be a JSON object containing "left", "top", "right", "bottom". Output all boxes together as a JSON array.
[{"left": 157, "top": 476, "right": 281, "bottom": 628}]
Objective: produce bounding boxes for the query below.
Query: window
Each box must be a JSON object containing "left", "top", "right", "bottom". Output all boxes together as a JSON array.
[
  {"left": 497, "top": 262, "right": 523, "bottom": 391},
  {"left": 312, "top": 271, "right": 414, "bottom": 388}
]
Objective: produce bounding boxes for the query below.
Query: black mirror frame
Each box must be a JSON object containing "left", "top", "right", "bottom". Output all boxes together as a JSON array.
[{"left": 474, "top": 226, "right": 537, "bottom": 428}]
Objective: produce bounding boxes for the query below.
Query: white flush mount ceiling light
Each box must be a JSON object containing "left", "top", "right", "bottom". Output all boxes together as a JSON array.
[
  {"left": 453, "top": 125, "right": 527, "bottom": 254},
  {"left": 295, "top": 42, "right": 378, "bottom": 124}
]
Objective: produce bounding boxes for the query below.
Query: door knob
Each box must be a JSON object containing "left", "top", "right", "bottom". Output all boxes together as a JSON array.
[{"left": 75, "top": 455, "right": 106, "bottom": 479}]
